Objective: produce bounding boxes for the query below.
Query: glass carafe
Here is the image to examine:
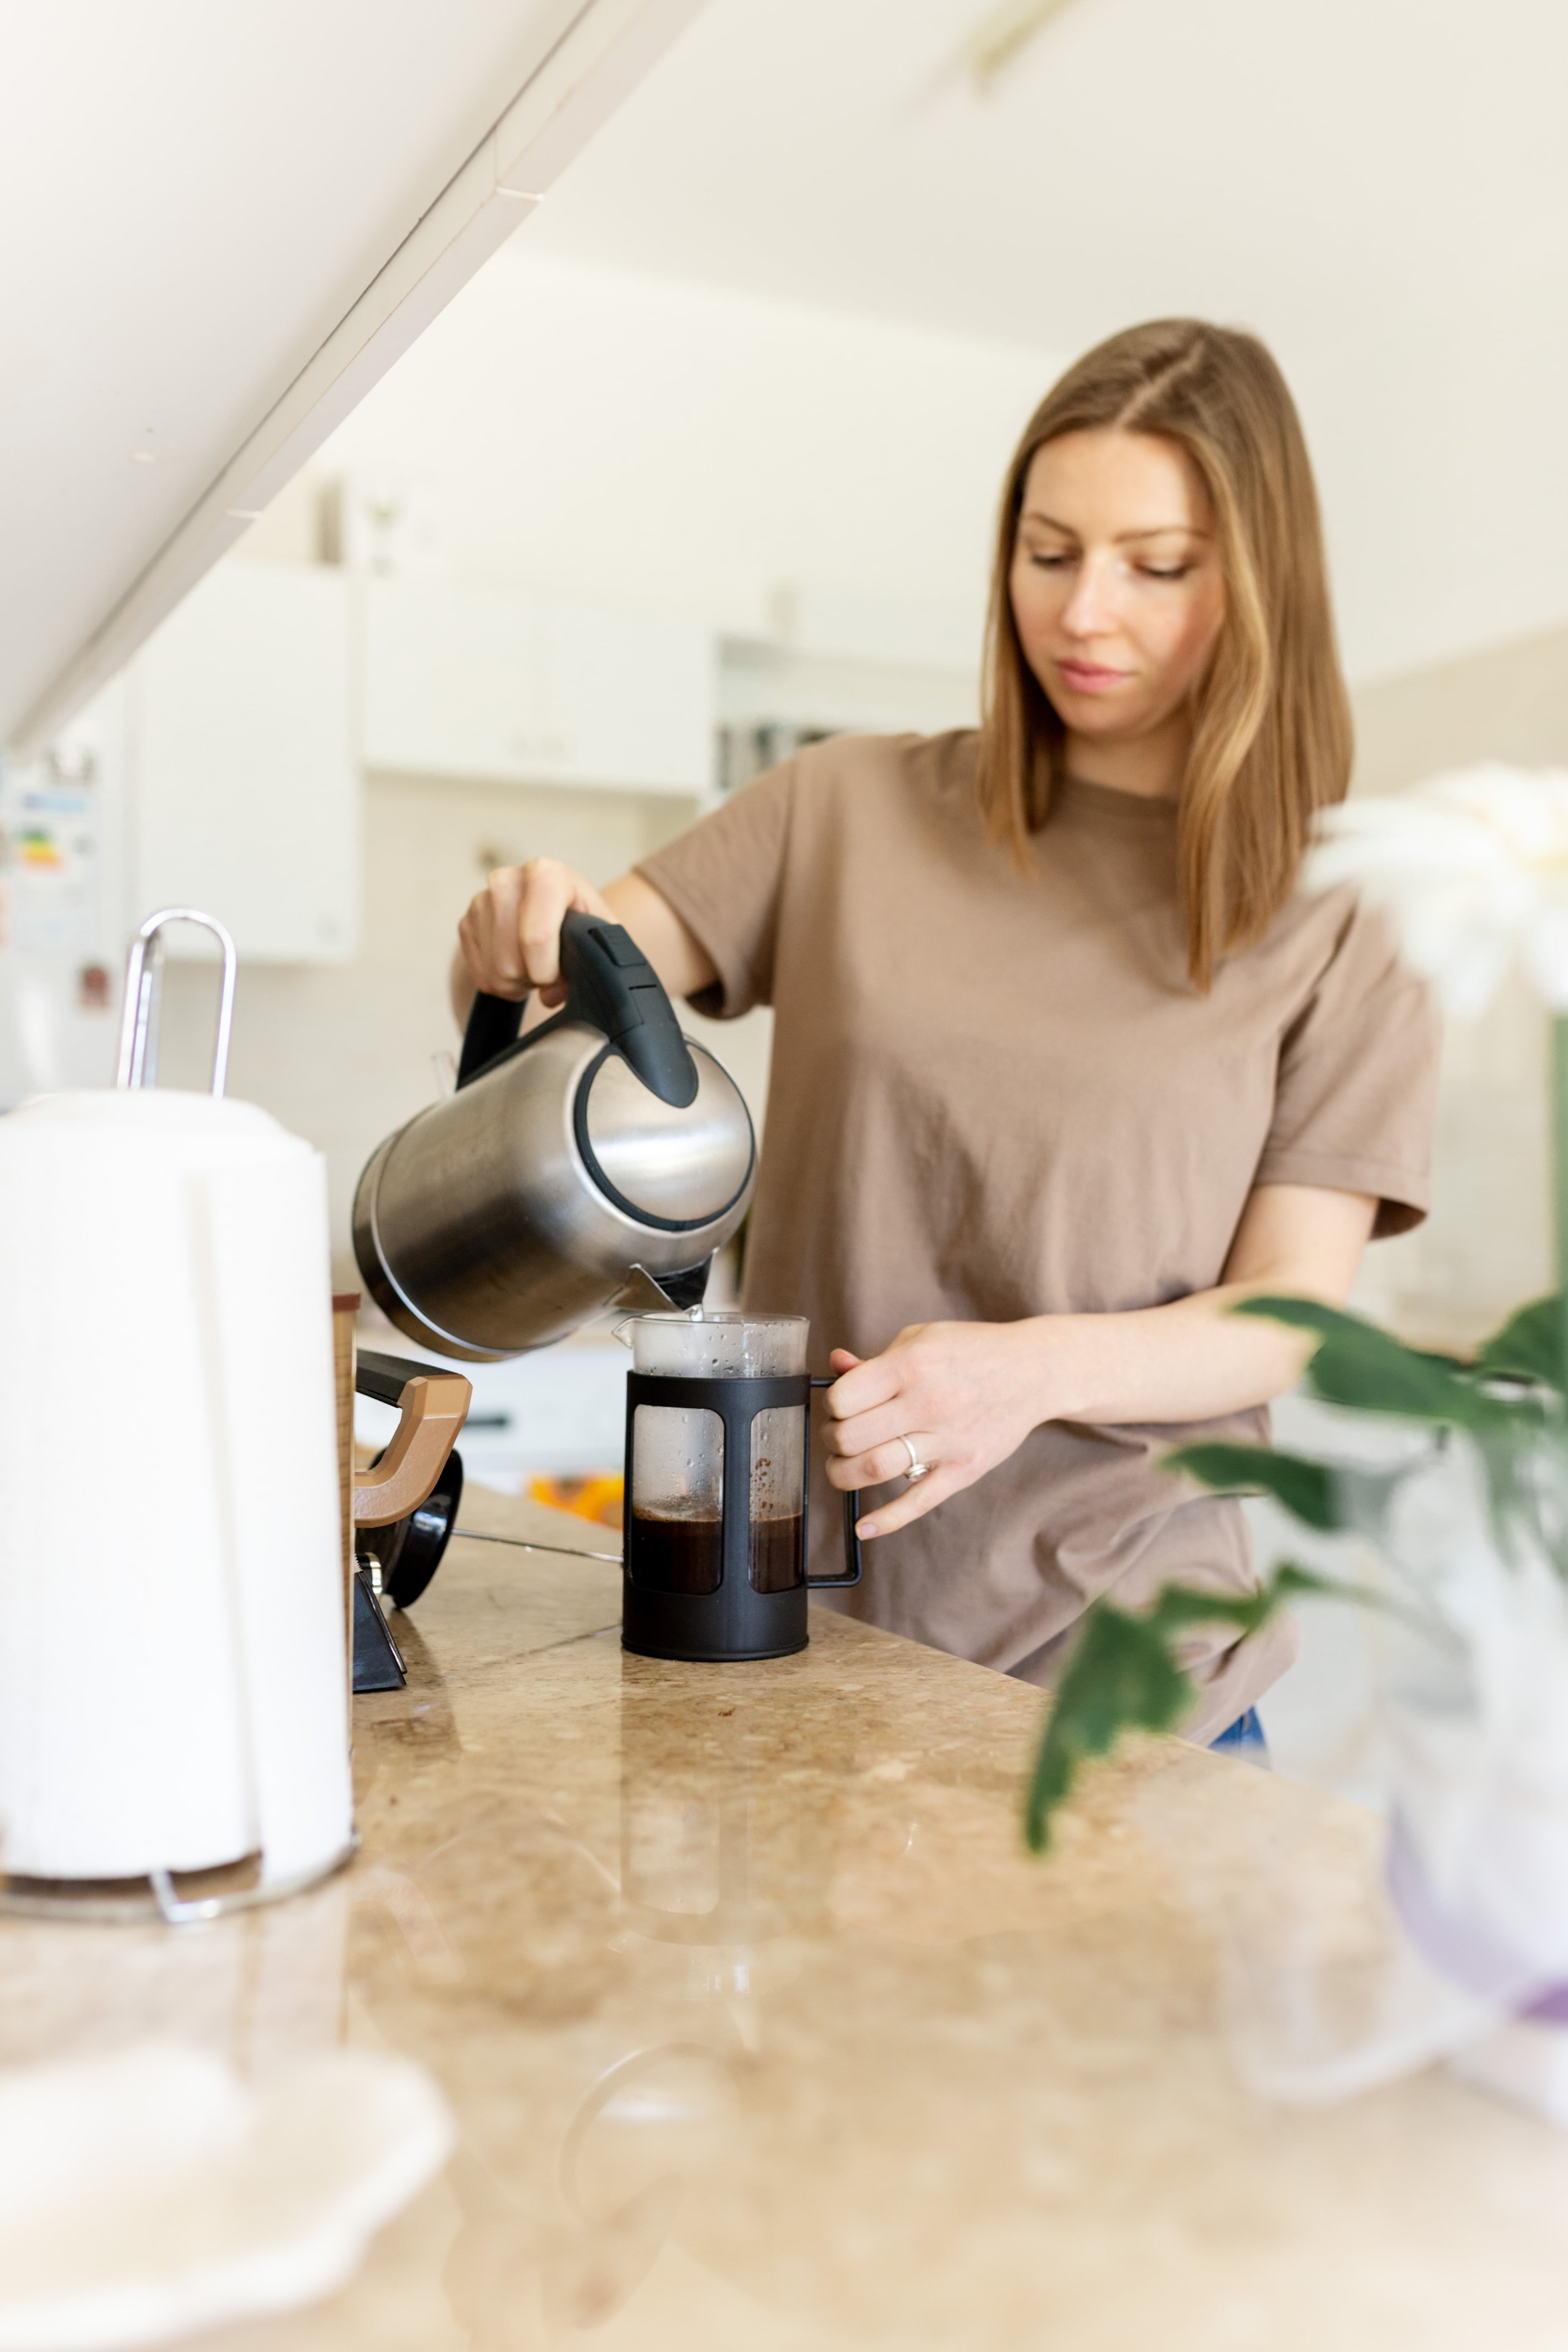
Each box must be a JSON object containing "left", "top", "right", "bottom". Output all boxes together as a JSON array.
[{"left": 627, "top": 1314, "right": 807, "bottom": 1595}]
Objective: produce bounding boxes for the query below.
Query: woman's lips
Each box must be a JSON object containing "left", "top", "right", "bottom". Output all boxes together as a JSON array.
[{"left": 1055, "top": 658, "right": 1129, "bottom": 692}]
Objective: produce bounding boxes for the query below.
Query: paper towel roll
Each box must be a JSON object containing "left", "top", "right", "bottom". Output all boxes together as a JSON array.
[{"left": 0, "top": 1089, "right": 351, "bottom": 1883}]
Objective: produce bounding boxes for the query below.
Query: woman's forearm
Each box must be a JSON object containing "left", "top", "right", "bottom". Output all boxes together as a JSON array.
[
  {"left": 821, "top": 1185, "right": 1379, "bottom": 1538},
  {"left": 1024, "top": 1182, "right": 1378, "bottom": 1426},
  {"left": 1018, "top": 1285, "right": 1319, "bottom": 1428}
]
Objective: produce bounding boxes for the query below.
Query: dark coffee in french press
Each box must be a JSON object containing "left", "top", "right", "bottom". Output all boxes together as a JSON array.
[{"left": 619, "top": 1313, "right": 861, "bottom": 1662}]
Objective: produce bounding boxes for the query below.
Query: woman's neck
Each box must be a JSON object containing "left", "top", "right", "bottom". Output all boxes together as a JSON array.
[{"left": 1063, "top": 709, "right": 1190, "bottom": 802}]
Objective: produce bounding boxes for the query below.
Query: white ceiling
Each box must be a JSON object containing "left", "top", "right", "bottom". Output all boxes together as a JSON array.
[
  {"left": 0, "top": 0, "right": 630, "bottom": 745},
  {"left": 521, "top": 0, "right": 1568, "bottom": 682}
]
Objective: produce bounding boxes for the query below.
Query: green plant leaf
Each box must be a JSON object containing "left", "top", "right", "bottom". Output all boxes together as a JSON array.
[
  {"left": 1022, "top": 1563, "right": 1375, "bottom": 1855},
  {"left": 1233, "top": 1295, "right": 1503, "bottom": 1429},
  {"left": 1475, "top": 1294, "right": 1564, "bottom": 1389},
  {"left": 1169, "top": 1441, "right": 1342, "bottom": 1530},
  {"left": 1148, "top": 1561, "right": 1341, "bottom": 1637},
  {"left": 1169, "top": 1438, "right": 1416, "bottom": 1541},
  {"left": 1022, "top": 1602, "right": 1192, "bottom": 1854}
]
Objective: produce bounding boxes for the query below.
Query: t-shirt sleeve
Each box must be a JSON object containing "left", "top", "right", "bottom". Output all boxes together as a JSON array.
[
  {"left": 633, "top": 757, "right": 798, "bottom": 1018},
  {"left": 1253, "top": 890, "right": 1441, "bottom": 1239}
]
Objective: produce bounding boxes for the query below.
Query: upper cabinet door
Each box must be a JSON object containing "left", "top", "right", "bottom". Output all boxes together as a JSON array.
[{"left": 362, "top": 581, "right": 713, "bottom": 794}]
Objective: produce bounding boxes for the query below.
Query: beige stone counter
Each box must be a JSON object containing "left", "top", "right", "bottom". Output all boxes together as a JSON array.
[{"left": 7, "top": 1481, "right": 1568, "bottom": 2349}]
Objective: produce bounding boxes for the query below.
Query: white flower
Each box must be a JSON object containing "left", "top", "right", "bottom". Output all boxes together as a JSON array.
[{"left": 1306, "top": 764, "right": 1568, "bottom": 1017}]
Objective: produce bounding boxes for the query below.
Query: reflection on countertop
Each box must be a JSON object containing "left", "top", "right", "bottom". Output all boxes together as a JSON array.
[{"left": 6, "top": 1479, "right": 1568, "bottom": 2350}]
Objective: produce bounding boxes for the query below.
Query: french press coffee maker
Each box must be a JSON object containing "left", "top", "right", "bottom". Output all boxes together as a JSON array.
[{"left": 620, "top": 1312, "right": 861, "bottom": 1662}]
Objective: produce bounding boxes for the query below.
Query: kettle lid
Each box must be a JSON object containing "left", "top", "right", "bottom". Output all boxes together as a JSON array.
[{"left": 576, "top": 1043, "right": 754, "bottom": 1230}]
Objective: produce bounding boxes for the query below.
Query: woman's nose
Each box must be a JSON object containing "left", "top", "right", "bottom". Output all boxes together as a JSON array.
[{"left": 1061, "top": 558, "right": 1119, "bottom": 638}]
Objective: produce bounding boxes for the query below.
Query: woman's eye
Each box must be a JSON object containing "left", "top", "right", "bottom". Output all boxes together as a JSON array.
[
  {"left": 1140, "top": 564, "right": 1192, "bottom": 581},
  {"left": 1028, "top": 552, "right": 1072, "bottom": 570}
]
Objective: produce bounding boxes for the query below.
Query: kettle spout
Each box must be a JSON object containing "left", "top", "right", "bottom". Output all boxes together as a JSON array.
[{"left": 611, "top": 1259, "right": 713, "bottom": 1315}]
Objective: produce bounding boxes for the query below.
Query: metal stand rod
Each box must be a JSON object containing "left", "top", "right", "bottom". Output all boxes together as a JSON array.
[
  {"left": 0, "top": 1836, "right": 359, "bottom": 1927},
  {"left": 116, "top": 906, "right": 238, "bottom": 1096}
]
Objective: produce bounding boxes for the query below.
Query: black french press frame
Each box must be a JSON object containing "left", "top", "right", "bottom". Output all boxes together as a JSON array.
[{"left": 621, "top": 1372, "right": 862, "bottom": 1663}]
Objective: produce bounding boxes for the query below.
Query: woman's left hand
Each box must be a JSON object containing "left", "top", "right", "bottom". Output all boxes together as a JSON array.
[{"left": 822, "top": 1322, "right": 1046, "bottom": 1539}]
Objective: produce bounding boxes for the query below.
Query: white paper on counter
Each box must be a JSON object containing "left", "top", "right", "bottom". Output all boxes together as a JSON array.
[{"left": 0, "top": 2041, "right": 453, "bottom": 2350}]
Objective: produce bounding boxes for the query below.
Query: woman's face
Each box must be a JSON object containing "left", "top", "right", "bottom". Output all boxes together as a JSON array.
[{"left": 1008, "top": 429, "right": 1226, "bottom": 752}]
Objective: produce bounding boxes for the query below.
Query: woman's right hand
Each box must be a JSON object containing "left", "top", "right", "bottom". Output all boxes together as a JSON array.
[
  {"left": 456, "top": 858, "right": 615, "bottom": 1011},
  {"left": 451, "top": 862, "right": 718, "bottom": 1031}
]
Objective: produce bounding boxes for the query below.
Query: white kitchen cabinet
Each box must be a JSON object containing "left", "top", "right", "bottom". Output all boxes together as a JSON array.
[
  {"left": 131, "top": 564, "right": 359, "bottom": 962},
  {"left": 362, "top": 579, "right": 713, "bottom": 793}
]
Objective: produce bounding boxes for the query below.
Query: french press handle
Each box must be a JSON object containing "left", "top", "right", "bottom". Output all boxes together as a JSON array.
[
  {"left": 457, "top": 909, "right": 698, "bottom": 1107},
  {"left": 808, "top": 1376, "right": 864, "bottom": 1588}
]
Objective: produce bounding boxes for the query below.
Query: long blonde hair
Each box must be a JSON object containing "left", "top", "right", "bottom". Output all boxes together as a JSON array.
[{"left": 977, "top": 319, "right": 1351, "bottom": 989}]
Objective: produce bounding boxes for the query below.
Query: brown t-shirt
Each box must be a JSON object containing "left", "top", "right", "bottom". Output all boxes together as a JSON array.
[{"left": 637, "top": 730, "right": 1439, "bottom": 1737}]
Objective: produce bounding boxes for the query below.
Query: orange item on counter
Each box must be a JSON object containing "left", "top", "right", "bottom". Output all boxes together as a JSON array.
[{"left": 527, "top": 1473, "right": 624, "bottom": 1530}]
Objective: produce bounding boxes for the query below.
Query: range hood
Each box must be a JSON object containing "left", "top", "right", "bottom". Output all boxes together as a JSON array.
[{"left": 0, "top": 0, "right": 705, "bottom": 755}]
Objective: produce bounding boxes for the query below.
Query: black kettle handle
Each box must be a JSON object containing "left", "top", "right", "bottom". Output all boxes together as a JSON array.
[
  {"left": 456, "top": 989, "right": 526, "bottom": 1088},
  {"left": 457, "top": 909, "right": 699, "bottom": 1108},
  {"left": 807, "top": 1376, "right": 864, "bottom": 1588}
]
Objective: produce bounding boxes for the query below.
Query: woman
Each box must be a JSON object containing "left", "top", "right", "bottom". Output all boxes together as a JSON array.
[{"left": 452, "top": 319, "right": 1439, "bottom": 1743}]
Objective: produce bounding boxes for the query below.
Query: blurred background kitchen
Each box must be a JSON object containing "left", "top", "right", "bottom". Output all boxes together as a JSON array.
[{"left": 4, "top": 0, "right": 1567, "bottom": 1527}]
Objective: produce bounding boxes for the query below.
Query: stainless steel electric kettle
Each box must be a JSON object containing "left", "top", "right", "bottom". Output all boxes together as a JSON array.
[{"left": 353, "top": 912, "right": 756, "bottom": 1361}]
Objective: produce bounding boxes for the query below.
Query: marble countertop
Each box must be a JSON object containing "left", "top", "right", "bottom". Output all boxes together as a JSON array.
[{"left": 8, "top": 1479, "right": 1568, "bottom": 2349}]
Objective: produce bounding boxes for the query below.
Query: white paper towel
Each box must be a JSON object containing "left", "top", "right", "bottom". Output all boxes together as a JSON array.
[{"left": 0, "top": 1088, "right": 352, "bottom": 1883}]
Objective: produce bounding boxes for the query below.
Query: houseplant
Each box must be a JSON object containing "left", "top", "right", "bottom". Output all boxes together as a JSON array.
[{"left": 1024, "top": 765, "right": 1568, "bottom": 2024}]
